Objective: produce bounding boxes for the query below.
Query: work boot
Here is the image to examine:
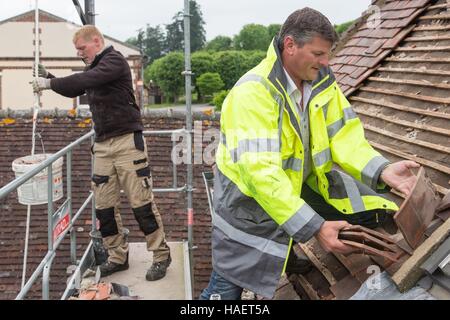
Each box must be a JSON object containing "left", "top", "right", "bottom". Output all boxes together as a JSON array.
[
  {"left": 146, "top": 254, "right": 171, "bottom": 281},
  {"left": 285, "top": 248, "right": 312, "bottom": 274},
  {"left": 100, "top": 253, "right": 129, "bottom": 277}
]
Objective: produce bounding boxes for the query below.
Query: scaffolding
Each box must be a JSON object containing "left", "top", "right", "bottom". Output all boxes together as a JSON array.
[{"left": 0, "top": 0, "right": 196, "bottom": 299}]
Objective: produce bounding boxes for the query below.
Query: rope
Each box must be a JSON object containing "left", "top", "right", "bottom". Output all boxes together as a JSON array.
[
  {"left": 22, "top": 0, "right": 40, "bottom": 290},
  {"left": 31, "top": 0, "right": 40, "bottom": 156}
]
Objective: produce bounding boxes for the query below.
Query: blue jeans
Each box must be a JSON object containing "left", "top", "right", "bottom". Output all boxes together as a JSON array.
[{"left": 199, "top": 270, "right": 243, "bottom": 300}]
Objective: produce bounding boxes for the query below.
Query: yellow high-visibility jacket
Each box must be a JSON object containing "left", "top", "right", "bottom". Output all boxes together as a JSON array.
[{"left": 211, "top": 39, "right": 398, "bottom": 298}]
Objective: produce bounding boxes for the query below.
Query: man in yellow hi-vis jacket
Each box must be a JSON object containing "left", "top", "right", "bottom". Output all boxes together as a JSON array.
[{"left": 200, "top": 7, "right": 419, "bottom": 300}]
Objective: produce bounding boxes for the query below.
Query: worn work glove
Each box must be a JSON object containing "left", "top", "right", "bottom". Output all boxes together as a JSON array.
[
  {"left": 32, "top": 77, "right": 51, "bottom": 93},
  {"left": 33, "top": 63, "right": 48, "bottom": 78}
]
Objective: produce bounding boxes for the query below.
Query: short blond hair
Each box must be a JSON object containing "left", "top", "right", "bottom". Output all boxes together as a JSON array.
[{"left": 73, "top": 25, "right": 105, "bottom": 44}]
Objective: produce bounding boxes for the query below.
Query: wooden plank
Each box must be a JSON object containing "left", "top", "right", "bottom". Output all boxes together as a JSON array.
[
  {"left": 369, "top": 141, "right": 450, "bottom": 175},
  {"left": 355, "top": 108, "right": 450, "bottom": 137},
  {"left": 351, "top": 96, "right": 450, "bottom": 120},
  {"left": 396, "top": 46, "right": 450, "bottom": 52},
  {"left": 359, "top": 87, "right": 450, "bottom": 105},
  {"left": 427, "top": 3, "right": 450, "bottom": 10},
  {"left": 368, "top": 76, "right": 450, "bottom": 90},
  {"left": 273, "top": 283, "right": 301, "bottom": 300},
  {"left": 418, "top": 14, "right": 450, "bottom": 20},
  {"left": 363, "top": 123, "right": 450, "bottom": 154},
  {"left": 333, "top": 253, "right": 373, "bottom": 278},
  {"left": 273, "top": 275, "right": 300, "bottom": 300},
  {"left": 385, "top": 57, "right": 450, "bottom": 63},
  {"left": 329, "top": 274, "right": 361, "bottom": 300},
  {"left": 392, "top": 218, "right": 450, "bottom": 292},
  {"left": 413, "top": 25, "right": 450, "bottom": 31},
  {"left": 434, "top": 184, "right": 450, "bottom": 196},
  {"left": 296, "top": 274, "right": 320, "bottom": 300},
  {"left": 378, "top": 67, "right": 450, "bottom": 76},
  {"left": 405, "top": 35, "right": 450, "bottom": 42},
  {"left": 390, "top": 188, "right": 406, "bottom": 199},
  {"left": 298, "top": 243, "right": 337, "bottom": 286}
]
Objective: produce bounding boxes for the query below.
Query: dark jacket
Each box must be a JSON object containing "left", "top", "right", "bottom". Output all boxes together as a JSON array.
[{"left": 50, "top": 46, "right": 143, "bottom": 142}]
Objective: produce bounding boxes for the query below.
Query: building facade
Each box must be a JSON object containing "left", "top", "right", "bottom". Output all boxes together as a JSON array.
[{"left": 0, "top": 10, "right": 143, "bottom": 110}]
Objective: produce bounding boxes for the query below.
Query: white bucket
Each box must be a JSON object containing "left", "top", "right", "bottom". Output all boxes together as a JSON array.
[{"left": 12, "top": 154, "right": 64, "bottom": 205}]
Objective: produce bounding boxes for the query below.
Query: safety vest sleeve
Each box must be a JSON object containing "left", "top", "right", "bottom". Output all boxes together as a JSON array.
[
  {"left": 328, "top": 85, "right": 390, "bottom": 191},
  {"left": 219, "top": 80, "right": 325, "bottom": 243}
]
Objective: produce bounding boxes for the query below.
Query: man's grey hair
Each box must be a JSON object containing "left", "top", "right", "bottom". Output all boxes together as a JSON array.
[{"left": 278, "top": 7, "right": 338, "bottom": 51}]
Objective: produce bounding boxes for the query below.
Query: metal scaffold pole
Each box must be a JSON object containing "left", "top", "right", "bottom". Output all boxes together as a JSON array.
[
  {"left": 85, "top": 0, "right": 95, "bottom": 25},
  {"left": 183, "top": 0, "right": 195, "bottom": 297},
  {"left": 72, "top": 0, "right": 95, "bottom": 25}
]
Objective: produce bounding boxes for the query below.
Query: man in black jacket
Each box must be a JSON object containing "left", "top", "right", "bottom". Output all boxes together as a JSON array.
[{"left": 33, "top": 25, "right": 171, "bottom": 281}]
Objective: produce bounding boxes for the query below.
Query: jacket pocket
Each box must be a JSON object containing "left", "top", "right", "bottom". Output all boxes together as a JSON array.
[
  {"left": 282, "top": 130, "right": 297, "bottom": 152},
  {"left": 92, "top": 174, "right": 109, "bottom": 186},
  {"left": 235, "top": 200, "right": 272, "bottom": 224},
  {"left": 135, "top": 166, "right": 153, "bottom": 203},
  {"left": 136, "top": 166, "right": 151, "bottom": 178}
]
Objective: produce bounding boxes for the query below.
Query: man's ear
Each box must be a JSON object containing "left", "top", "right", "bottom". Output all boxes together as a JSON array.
[
  {"left": 93, "top": 36, "right": 101, "bottom": 46},
  {"left": 283, "top": 36, "right": 295, "bottom": 55}
]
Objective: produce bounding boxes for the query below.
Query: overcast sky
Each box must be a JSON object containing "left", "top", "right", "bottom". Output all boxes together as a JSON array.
[{"left": 0, "top": 0, "right": 371, "bottom": 42}]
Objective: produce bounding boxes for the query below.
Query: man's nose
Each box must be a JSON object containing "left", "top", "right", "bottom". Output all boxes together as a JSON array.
[{"left": 319, "top": 56, "right": 329, "bottom": 67}]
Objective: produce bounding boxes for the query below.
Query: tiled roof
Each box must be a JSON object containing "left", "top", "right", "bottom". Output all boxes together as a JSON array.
[
  {"left": 331, "top": 0, "right": 432, "bottom": 96},
  {"left": 332, "top": 0, "right": 450, "bottom": 202}
]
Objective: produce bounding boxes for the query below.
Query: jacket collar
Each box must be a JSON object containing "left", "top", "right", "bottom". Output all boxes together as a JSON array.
[
  {"left": 267, "top": 38, "right": 288, "bottom": 94},
  {"left": 267, "top": 38, "right": 330, "bottom": 94},
  {"left": 89, "top": 45, "right": 114, "bottom": 69},
  {"left": 265, "top": 38, "right": 334, "bottom": 139}
]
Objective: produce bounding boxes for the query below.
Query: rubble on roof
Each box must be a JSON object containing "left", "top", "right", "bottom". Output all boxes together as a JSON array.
[{"left": 281, "top": 166, "right": 450, "bottom": 300}]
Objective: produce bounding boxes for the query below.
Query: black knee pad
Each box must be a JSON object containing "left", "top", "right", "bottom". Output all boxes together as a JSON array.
[
  {"left": 133, "top": 203, "right": 159, "bottom": 235},
  {"left": 96, "top": 207, "right": 119, "bottom": 237}
]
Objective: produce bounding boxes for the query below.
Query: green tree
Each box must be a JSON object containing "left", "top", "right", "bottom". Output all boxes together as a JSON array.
[
  {"left": 233, "top": 24, "right": 270, "bottom": 51},
  {"left": 126, "top": 25, "right": 165, "bottom": 65},
  {"left": 165, "top": 19, "right": 184, "bottom": 52},
  {"left": 335, "top": 20, "right": 354, "bottom": 35},
  {"left": 197, "top": 73, "right": 224, "bottom": 100},
  {"left": 168, "top": 0, "right": 206, "bottom": 52},
  {"left": 146, "top": 52, "right": 184, "bottom": 103},
  {"left": 213, "top": 51, "right": 249, "bottom": 89},
  {"left": 144, "top": 25, "right": 166, "bottom": 63},
  {"left": 125, "top": 29, "right": 145, "bottom": 50},
  {"left": 245, "top": 50, "right": 266, "bottom": 71},
  {"left": 205, "top": 36, "right": 233, "bottom": 51},
  {"left": 188, "top": 0, "right": 206, "bottom": 51},
  {"left": 213, "top": 90, "right": 229, "bottom": 111},
  {"left": 267, "top": 24, "right": 281, "bottom": 40},
  {"left": 191, "top": 51, "right": 215, "bottom": 101}
]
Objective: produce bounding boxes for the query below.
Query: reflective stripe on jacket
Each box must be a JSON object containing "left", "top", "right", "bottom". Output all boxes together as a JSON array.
[{"left": 212, "top": 38, "right": 398, "bottom": 298}]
